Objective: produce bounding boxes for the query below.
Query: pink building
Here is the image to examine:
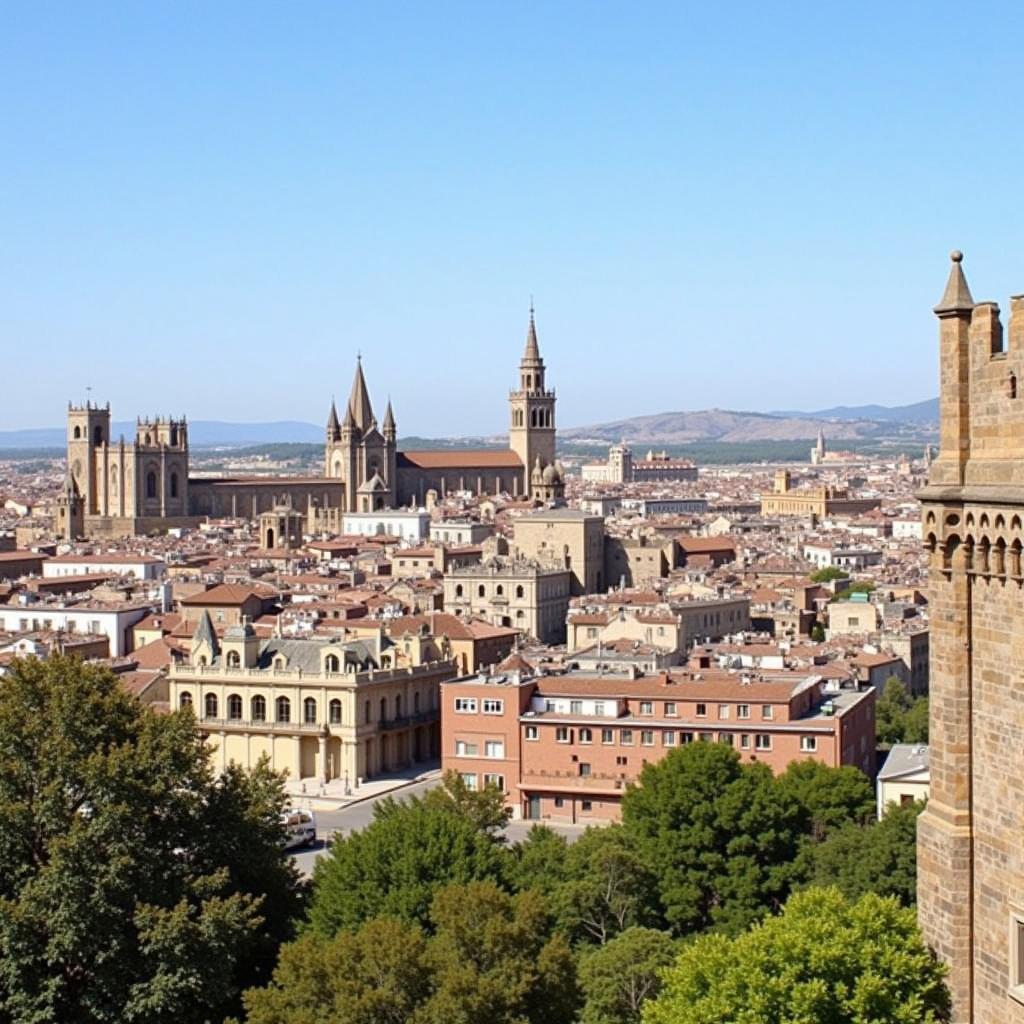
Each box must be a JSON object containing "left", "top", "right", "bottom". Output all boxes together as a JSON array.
[{"left": 441, "top": 659, "right": 875, "bottom": 824}]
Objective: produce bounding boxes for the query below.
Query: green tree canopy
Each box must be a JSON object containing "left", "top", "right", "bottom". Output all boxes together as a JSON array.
[
  {"left": 510, "top": 824, "right": 570, "bottom": 898},
  {"left": 307, "top": 797, "right": 511, "bottom": 935},
  {"left": 622, "top": 743, "right": 805, "bottom": 935},
  {"left": 242, "top": 882, "right": 579, "bottom": 1024},
  {"left": 809, "top": 566, "right": 848, "bottom": 583},
  {"left": 804, "top": 800, "right": 922, "bottom": 907},
  {"left": 578, "top": 926, "right": 677, "bottom": 1024},
  {"left": 776, "top": 760, "right": 875, "bottom": 841},
  {"left": 0, "top": 655, "right": 301, "bottom": 1024},
  {"left": 876, "top": 677, "right": 929, "bottom": 746},
  {"left": 643, "top": 887, "right": 950, "bottom": 1024}
]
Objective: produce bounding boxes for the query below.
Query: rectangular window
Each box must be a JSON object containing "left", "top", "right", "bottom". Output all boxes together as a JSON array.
[
  {"left": 455, "top": 740, "right": 479, "bottom": 756},
  {"left": 556, "top": 726, "right": 571, "bottom": 743},
  {"left": 601, "top": 728, "right": 614, "bottom": 744},
  {"left": 738, "top": 704, "right": 750, "bottom": 719},
  {"left": 641, "top": 730, "right": 654, "bottom": 746},
  {"left": 545, "top": 699, "right": 557, "bottom": 713},
  {"left": 569, "top": 700, "right": 583, "bottom": 715},
  {"left": 454, "top": 698, "right": 477, "bottom": 713},
  {"left": 663, "top": 730, "right": 676, "bottom": 746},
  {"left": 696, "top": 703, "right": 707, "bottom": 717},
  {"left": 640, "top": 701, "right": 653, "bottom": 716},
  {"left": 594, "top": 701, "right": 606, "bottom": 716},
  {"left": 1010, "top": 910, "right": 1024, "bottom": 1003},
  {"left": 482, "top": 698, "right": 504, "bottom": 714},
  {"left": 740, "top": 733, "right": 751, "bottom": 749},
  {"left": 681, "top": 731, "right": 694, "bottom": 744},
  {"left": 483, "top": 773, "right": 505, "bottom": 790},
  {"left": 718, "top": 704, "right": 730, "bottom": 719},
  {"left": 554, "top": 797, "right": 565, "bottom": 808},
  {"left": 460, "top": 772, "right": 478, "bottom": 791},
  {"left": 579, "top": 762, "right": 592, "bottom": 777},
  {"left": 620, "top": 729, "right": 634, "bottom": 745},
  {"left": 762, "top": 705, "right": 774, "bottom": 720},
  {"left": 800, "top": 735, "right": 817, "bottom": 752},
  {"left": 581, "top": 800, "right": 593, "bottom": 812},
  {"left": 525, "top": 725, "right": 538, "bottom": 741},
  {"left": 755, "top": 734, "right": 772, "bottom": 751},
  {"left": 699, "top": 731, "right": 713, "bottom": 742},
  {"left": 719, "top": 732, "right": 734, "bottom": 745},
  {"left": 484, "top": 740, "right": 504, "bottom": 758},
  {"left": 665, "top": 701, "right": 677, "bottom": 717}
]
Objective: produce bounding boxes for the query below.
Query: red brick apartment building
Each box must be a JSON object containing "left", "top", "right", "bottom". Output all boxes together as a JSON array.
[{"left": 441, "top": 662, "right": 875, "bottom": 824}]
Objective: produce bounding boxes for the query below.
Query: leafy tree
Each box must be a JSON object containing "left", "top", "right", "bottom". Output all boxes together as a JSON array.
[
  {"left": 810, "top": 622, "right": 826, "bottom": 642},
  {"left": 510, "top": 824, "right": 570, "bottom": 898},
  {"left": 622, "top": 743, "right": 805, "bottom": 936},
  {"left": 809, "top": 566, "right": 848, "bottom": 583},
  {"left": 0, "top": 655, "right": 301, "bottom": 1024},
  {"left": 307, "top": 798, "right": 511, "bottom": 935},
  {"left": 242, "top": 882, "right": 579, "bottom": 1024},
  {"left": 804, "top": 801, "right": 922, "bottom": 907},
  {"left": 876, "top": 677, "right": 928, "bottom": 746},
  {"left": 903, "top": 697, "right": 930, "bottom": 744},
  {"left": 418, "top": 769, "right": 513, "bottom": 836},
  {"left": 776, "top": 760, "right": 875, "bottom": 841},
  {"left": 643, "top": 887, "right": 950, "bottom": 1024},
  {"left": 240, "top": 917, "right": 430, "bottom": 1024},
  {"left": 578, "top": 926, "right": 676, "bottom": 1024},
  {"left": 552, "top": 825, "right": 660, "bottom": 945}
]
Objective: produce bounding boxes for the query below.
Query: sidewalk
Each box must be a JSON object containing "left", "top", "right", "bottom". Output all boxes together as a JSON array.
[{"left": 284, "top": 761, "right": 441, "bottom": 811}]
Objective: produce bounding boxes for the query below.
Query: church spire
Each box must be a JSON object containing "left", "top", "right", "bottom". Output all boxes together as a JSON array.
[
  {"left": 935, "top": 250, "right": 975, "bottom": 316},
  {"left": 326, "top": 398, "right": 341, "bottom": 440},
  {"left": 382, "top": 398, "right": 396, "bottom": 440},
  {"left": 523, "top": 301, "right": 541, "bottom": 364},
  {"left": 347, "top": 356, "right": 375, "bottom": 432}
]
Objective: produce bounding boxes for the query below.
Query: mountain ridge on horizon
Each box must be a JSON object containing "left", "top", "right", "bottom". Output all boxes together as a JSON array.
[{"left": 0, "top": 398, "right": 938, "bottom": 449}]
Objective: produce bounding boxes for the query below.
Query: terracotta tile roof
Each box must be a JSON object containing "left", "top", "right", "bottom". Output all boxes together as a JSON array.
[
  {"left": 180, "top": 582, "right": 277, "bottom": 606},
  {"left": 397, "top": 449, "right": 523, "bottom": 469}
]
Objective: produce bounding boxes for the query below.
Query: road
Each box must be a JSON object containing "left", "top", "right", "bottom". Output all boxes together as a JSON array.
[{"left": 289, "top": 776, "right": 584, "bottom": 877}]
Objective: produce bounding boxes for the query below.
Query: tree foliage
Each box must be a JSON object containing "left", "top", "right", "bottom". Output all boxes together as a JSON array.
[
  {"left": 307, "top": 797, "right": 511, "bottom": 935},
  {"left": 876, "top": 677, "right": 929, "bottom": 745},
  {"left": 578, "top": 926, "right": 676, "bottom": 1024},
  {"left": 809, "top": 566, "right": 848, "bottom": 583},
  {"left": 776, "top": 759, "right": 875, "bottom": 841},
  {"left": 643, "top": 887, "right": 950, "bottom": 1024},
  {"left": 242, "top": 881, "right": 579, "bottom": 1024},
  {"left": 0, "top": 655, "right": 301, "bottom": 1024}
]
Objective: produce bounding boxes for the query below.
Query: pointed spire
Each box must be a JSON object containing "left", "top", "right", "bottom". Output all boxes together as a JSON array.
[
  {"left": 935, "top": 250, "right": 975, "bottom": 315},
  {"left": 327, "top": 397, "right": 341, "bottom": 438},
  {"left": 193, "top": 610, "right": 219, "bottom": 658},
  {"left": 382, "top": 397, "right": 396, "bottom": 437},
  {"left": 347, "top": 357, "right": 375, "bottom": 431},
  {"left": 341, "top": 401, "right": 355, "bottom": 435},
  {"left": 523, "top": 301, "right": 541, "bottom": 363}
]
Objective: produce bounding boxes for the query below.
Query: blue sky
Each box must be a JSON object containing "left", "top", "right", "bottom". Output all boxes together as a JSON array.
[{"left": 3, "top": 2, "right": 1023, "bottom": 434}]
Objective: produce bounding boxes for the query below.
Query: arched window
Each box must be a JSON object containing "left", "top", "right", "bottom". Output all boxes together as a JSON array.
[
  {"left": 364, "top": 699, "right": 371, "bottom": 724},
  {"left": 455, "top": 584, "right": 463, "bottom": 598},
  {"left": 516, "top": 610, "right": 525, "bottom": 620},
  {"left": 478, "top": 584, "right": 486, "bottom": 598},
  {"left": 228, "top": 694, "right": 243, "bottom": 720},
  {"left": 204, "top": 693, "right": 218, "bottom": 720},
  {"left": 251, "top": 695, "right": 266, "bottom": 722},
  {"left": 379, "top": 697, "right": 387, "bottom": 722},
  {"left": 395, "top": 694, "right": 402, "bottom": 719},
  {"left": 304, "top": 697, "right": 317, "bottom": 724},
  {"left": 146, "top": 471, "right": 157, "bottom": 500},
  {"left": 170, "top": 472, "right": 178, "bottom": 499},
  {"left": 93, "top": 425, "right": 103, "bottom": 446},
  {"left": 227, "top": 650, "right": 240, "bottom": 668},
  {"left": 179, "top": 691, "right": 192, "bottom": 709},
  {"left": 73, "top": 425, "right": 81, "bottom": 439},
  {"left": 496, "top": 585, "right": 504, "bottom": 596},
  {"left": 329, "top": 699, "right": 342, "bottom": 724},
  {"left": 516, "top": 585, "right": 524, "bottom": 599},
  {"left": 325, "top": 654, "right": 340, "bottom": 673},
  {"left": 276, "top": 697, "right": 291, "bottom": 723}
]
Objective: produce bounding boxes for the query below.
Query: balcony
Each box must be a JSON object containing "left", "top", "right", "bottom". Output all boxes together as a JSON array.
[
  {"left": 518, "top": 770, "right": 630, "bottom": 793},
  {"left": 198, "top": 717, "right": 325, "bottom": 734}
]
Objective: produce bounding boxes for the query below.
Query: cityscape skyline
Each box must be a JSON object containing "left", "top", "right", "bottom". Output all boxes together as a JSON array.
[{"left": 5, "top": 2, "right": 1024, "bottom": 431}]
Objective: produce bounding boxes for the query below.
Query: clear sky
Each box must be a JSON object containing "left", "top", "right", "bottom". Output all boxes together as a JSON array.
[{"left": 3, "top": 2, "right": 1024, "bottom": 434}]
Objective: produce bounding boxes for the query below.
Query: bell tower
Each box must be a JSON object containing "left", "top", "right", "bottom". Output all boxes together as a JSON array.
[{"left": 509, "top": 305, "right": 556, "bottom": 494}]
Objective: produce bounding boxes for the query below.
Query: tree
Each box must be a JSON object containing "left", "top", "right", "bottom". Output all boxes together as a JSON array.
[
  {"left": 417, "top": 769, "right": 513, "bottom": 836},
  {"left": 307, "top": 798, "right": 511, "bottom": 935},
  {"left": 240, "top": 918, "right": 430, "bottom": 1024},
  {"left": 622, "top": 743, "right": 805, "bottom": 936},
  {"left": 644, "top": 887, "right": 950, "bottom": 1024},
  {"left": 776, "top": 760, "right": 875, "bottom": 841},
  {"left": 876, "top": 677, "right": 928, "bottom": 746},
  {"left": 510, "top": 824, "right": 570, "bottom": 898},
  {"left": 552, "top": 825, "right": 660, "bottom": 945},
  {"left": 810, "top": 622, "right": 826, "bottom": 642},
  {"left": 578, "top": 926, "right": 676, "bottom": 1024},
  {"left": 242, "top": 882, "right": 579, "bottom": 1024},
  {"left": 804, "top": 801, "right": 922, "bottom": 907},
  {"left": 0, "top": 655, "right": 301, "bottom": 1024},
  {"left": 809, "top": 566, "right": 848, "bottom": 583}
]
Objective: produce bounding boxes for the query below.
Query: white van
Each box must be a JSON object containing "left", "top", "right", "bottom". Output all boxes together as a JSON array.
[{"left": 281, "top": 809, "right": 317, "bottom": 850}]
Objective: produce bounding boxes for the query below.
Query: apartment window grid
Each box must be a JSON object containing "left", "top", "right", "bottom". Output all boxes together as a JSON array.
[
  {"left": 454, "top": 698, "right": 477, "bottom": 713},
  {"left": 755, "top": 734, "right": 772, "bottom": 751},
  {"left": 800, "top": 735, "right": 817, "bottom": 752},
  {"left": 695, "top": 703, "right": 707, "bottom": 718},
  {"left": 525, "top": 725, "right": 538, "bottom": 741},
  {"left": 738, "top": 704, "right": 751, "bottom": 719},
  {"left": 601, "top": 728, "right": 614, "bottom": 745},
  {"left": 482, "top": 698, "right": 504, "bottom": 714},
  {"left": 620, "top": 729, "right": 634, "bottom": 746}
]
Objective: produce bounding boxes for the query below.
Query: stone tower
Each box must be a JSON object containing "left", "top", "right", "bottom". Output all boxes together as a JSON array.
[
  {"left": 133, "top": 416, "right": 189, "bottom": 519},
  {"left": 918, "top": 251, "right": 1024, "bottom": 1024},
  {"left": 66, "top": 401, "right": 111, "bottom": 515},
  {"left": 509, "top": 305, "right": 557, "bottom": 496},
  {"left": 55, "top": 471, "right": 84, "bottom": 541}
]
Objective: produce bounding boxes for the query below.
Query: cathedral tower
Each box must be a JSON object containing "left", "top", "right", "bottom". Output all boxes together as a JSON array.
[
  {"left": 66, "top": 401, "right": 110, "bottom": 515},
  {"left": 918, "top": 251, "right": 1024, "bottom": 1024},
  {"left": 509, "top": 305, "right": 556, "bottom": 496}
]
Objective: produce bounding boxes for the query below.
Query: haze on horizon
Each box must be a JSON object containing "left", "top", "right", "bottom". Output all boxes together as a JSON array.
[{"left": 3, "top": 2, "right": 1023, "bottom": 434}]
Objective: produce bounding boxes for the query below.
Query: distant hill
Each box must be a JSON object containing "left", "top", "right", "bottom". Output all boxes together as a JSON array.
[
  {"left": 771, "top": 398, "right": 939, "bottom": 424},
  {"left": 0, "top": 420, "right": 325, "bottom": 449}
]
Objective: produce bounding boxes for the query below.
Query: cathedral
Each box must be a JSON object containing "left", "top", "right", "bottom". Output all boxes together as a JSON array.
[{"left": 65, "top": 310, "right": 565, "bottom": 538}]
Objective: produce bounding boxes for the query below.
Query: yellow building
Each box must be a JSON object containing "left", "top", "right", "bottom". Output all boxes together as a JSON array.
[
  {"left": 168, "top": 615, "right": 454, "bottom": 784},
  {"left": 759, "top": 469, "right": 880, "bottom": 518}
]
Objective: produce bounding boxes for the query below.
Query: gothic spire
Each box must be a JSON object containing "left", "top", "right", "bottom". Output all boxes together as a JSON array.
[
  {"left": 192, "top": 610, "right": 219, "bottom": 659},
  {"left": 523, "top": 302, "right": 542, "bottom": 364},
  {"left": 347, "top": 356, "right": 375, "bottom": 432},
  {"left": 382, "top": 398, "right": 396, "bottom": 437},
  {"left": 326, "top": 398, "right": 341, "bottom": 439},
  {"left": 935, "top": 250, "right": 975, "bottom": 315}
]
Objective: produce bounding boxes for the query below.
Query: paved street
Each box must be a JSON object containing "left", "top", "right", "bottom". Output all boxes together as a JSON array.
[{"left": 289, "top": 776, "right": 585, "bottom": 877}]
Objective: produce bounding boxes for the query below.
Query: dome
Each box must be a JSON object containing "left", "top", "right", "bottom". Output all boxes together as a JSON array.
[{"left": 542, "top": 463, "right": 558, "bottom": 484}]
